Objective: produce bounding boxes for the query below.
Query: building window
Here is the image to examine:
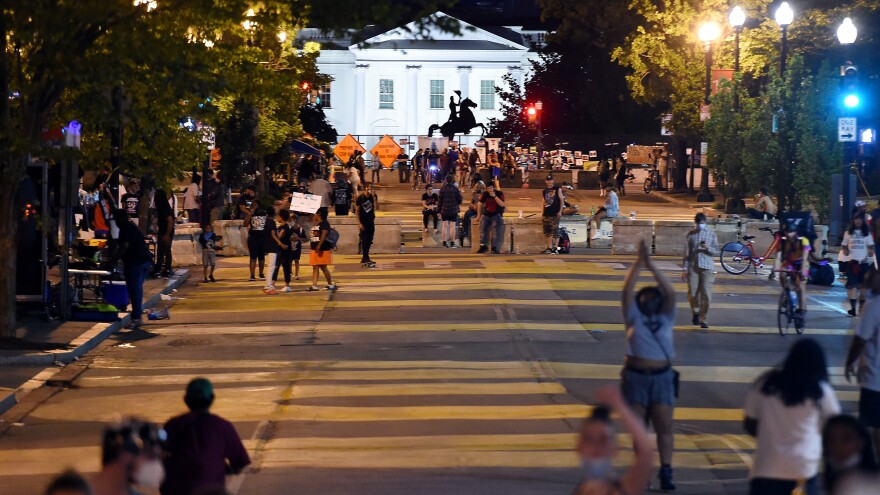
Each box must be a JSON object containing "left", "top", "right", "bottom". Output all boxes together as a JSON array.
[
  {"left": 319, "top": 83, "right": 331, "bottom": 109},
  {"left": 430, "top": 80, "right": 444, "bottom": 109},
  {"left": 379, "top": 79, "right": 394, "bottom": 109},
  {"left": 480, "top": 80, "right": 495, "bottom": 110}
]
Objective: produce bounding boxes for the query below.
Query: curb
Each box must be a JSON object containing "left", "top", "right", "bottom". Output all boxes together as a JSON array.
[
  {"left": 0, "top": 268, "right": 190, "bottom": 415},
  {"left": 648, "top": 190, "right": 703, "bottom": 207}
]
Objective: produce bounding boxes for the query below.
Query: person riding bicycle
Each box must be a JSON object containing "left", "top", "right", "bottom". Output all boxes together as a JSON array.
[{"left": 777, "top": 220, "right": 811, "bottom": 328}]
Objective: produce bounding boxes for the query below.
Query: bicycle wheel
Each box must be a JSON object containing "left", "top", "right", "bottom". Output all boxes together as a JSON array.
[
  {"left": 720, "top": 243, "right": 752, "bottom": 275},
  {"left": 792, "top": 291, "right": 805, "bottom": 335},
  {"left": 643, "top": 178, "right": 652, "bottom": 194},
  {"left": 778, "top": 290, "right": 794, "bottom": 336}
]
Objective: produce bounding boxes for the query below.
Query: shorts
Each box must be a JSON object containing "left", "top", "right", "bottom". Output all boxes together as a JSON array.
[
  {"left": 247, "top": 237, "right": 265, "bottom": 260},
  {"left": 621, "top": 367, "right": 676, "bottom": 408},
  {"left": 441, "top": 213, "right": 458, "bottom": 222},
  {"left": 491, "top": 167, "right": 501, "bottom": 178},
  {"left": 542, "top": 216, "right": 559, "bottom": 237},
  {"left": 846, "top": 262, "right": 872, "bottom": 289},
  {"left": 859, "top": 387, "right": 880, "bottom": 428},
  {"left": 290, "top": 248, "right": 302, "bottom": 262},
  {"left": 202, "top": 250, "right": 216, "bottom": 267},
  {"left": 309, "top": 249, "right": 332, "bottom": 266}
]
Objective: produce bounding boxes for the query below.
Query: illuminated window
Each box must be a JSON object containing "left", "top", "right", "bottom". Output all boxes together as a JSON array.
[
  {"left": 430, "top": 80, "right": 444, "bottom": 109},
  {"left": 480, "top": 80, "right": 495, "bottom": 110},
  {"left": 379, "top": 79, "right": 394, "bottom": 109}
]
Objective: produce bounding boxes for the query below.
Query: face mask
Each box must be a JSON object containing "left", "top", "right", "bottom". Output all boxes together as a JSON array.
[
  {"left": 133, "top": 458, "right": 164, "bottom": 488},
  {"left": 581, "top": 457, "right": 613, "bottom": 480},
  {"left": 829, "top": 453, "right": 862, "bottom": 471},
  {"left": 697, "top": 223, "right": 706, "bottom": 230}
]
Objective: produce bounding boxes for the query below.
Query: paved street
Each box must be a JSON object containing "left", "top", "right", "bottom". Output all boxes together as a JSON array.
[{"left": 0, "top": 247, "right": 858, "bottom": 494}]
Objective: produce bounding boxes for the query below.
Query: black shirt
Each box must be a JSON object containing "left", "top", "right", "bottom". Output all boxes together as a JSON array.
[
  {"left": 356, "top": 194, "right": 376, "bottom": 226},
  {"left": 333, "top": 183, "right": 353, "bottom": 206},
  {"left": 422, "top": 193, "right": 438, "bottom": 210},
  {"left": 264, "top": 220, "right": 279, "bottom": 253},
  {"left": 237, "top": 194, "right": 254, "bottom": 219},
  {"left": 310, "top": 220, "right": 331, "bottom": 250},
  {"left": 276, "top": 223, "right": 292, "bottom": 251},
  {"left": 121, "top": 193, "right": 140, "bottom": 217},
  {"left": 542, "top": 186, "right": 562, "bottom": 217},
  {"left": 117, "top": 221, "right": 153, "bottom": 267},
  {"left": 248, "top": 211, "right": 268, "bottom": 240}
]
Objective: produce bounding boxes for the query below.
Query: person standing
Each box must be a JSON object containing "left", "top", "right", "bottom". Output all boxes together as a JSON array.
[
  {"left": 842, "top": 213, "right": 875, "bottom": 316},
  {"left": 355, "top": 184, "right": 377, "bottom": 267},
  {"left": 744, "top": 339, "right": 841, "bottom": 495},
  {"left": 477, "top": 183, "right": 506, "bottom": 254},
  {"left": 307, "top": 209, "right": 336, "bottom": 291},
  {"left": 541, "top": 174, "right": 564, "bottom": 254},
  {"left": 271, "top": 211, "right": 294, "bottom": 293},
  {"left": 109, "top": 209, "right": 153, "bottom": 329},
  {"left": 44, "top": 470, "right": 92, "bottom": 495},
  {"left": 198, "top": 223, "right": 219, "bottom": 283},
  {"left": 244, "top": 201, "right": 267, "bottom": 281},
  {"left": 370, "top": 155, "right": 382, "bottom": 184},
  {"left": 262, "top": 207, "right": 279, "bottom": 294},
  {"left": 615, "top": 158, "right": 628, "bottom": 196},
  {"left": 236, "top": 185, "right": 256, "bottom": 220},
  {"left": 203, "top": 170, "right": 225, "bottom": 225},
  {"left": 397, "top": 151, "right": 410, "bottom": 183},
  {"left": 332, "top": 175, "right": 353, "bottom": 217},
  {"left": 845, "top": 270, "right": 880, "bottom": 461},
  {"left": 153, "top": 189, "right": 174, "bottom": 278},
  {"left": 121, "top": 181, "right": 141, "bottom": 224},
  {"left": 308, "top": 173, "right": 333, "bottom": 219},
  {"left": 598, "top": 159, "right": 610, "bottom": 197},
  {"left": 682, "top": 213, "right": 719, "bottom": 328},
  {"left": 182, "top": 175, "right": 200, "bottom": 224},
  {"left": 411, "top": 149, "right": 424, "bottom": 190},
  {"left": 161, "top": 378, "right": 250, "bottom": 495},
  {"left": 438, "top": 174, "right": 463, "bottom": 248},
  {"left": 620, "top": 240, "right": 677, "bottom": 491},
  {"left": 421, "top": 184, "right": 439, "bottom": 236},
  {"left": 355, "top": 150, "right": 367, "bottom": 185}
]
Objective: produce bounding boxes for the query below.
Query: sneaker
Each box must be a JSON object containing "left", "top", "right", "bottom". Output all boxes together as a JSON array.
[
  {"left": 848, "top": 309, "right": 857, "bottom": 317},
  {"left": 700, "top": 322, "right": 709, "bottom": 329},
  {"left": 307, "top": 286, "right": 320, "bottom": 291},
  {"left": 209, "top": 275, "right": 216, "bottom": 283},
  {"left": 263, "top": 285, "right": 275, "bottom": 292},
  {"left": 126, "top": 319, "right": 144, "bottom": 329},
  {"left": 294, "top": 276, "right": 300, "bottom": 281},
  {"left": 490, "top": 248, "right": 501, "bottom": 254},
  {"left": 264, "top": 288, "right": 279, "bottom": 295},
  {"left": 550, "top": 248, "right": 558, "bottom": 255},
  {"left": 442, "top": 241, "right": 448, "bottom": 248},
  {"left": 326, "top": 284, "right": 337, "bottom": 291},
  {"left": 203, "top": 278, "right": 209, "bottom": 283},
  {"left": 692, "top": 313, "right": 700, "bottom": 325},
  {"left": 259, "top": 273, "right": 265, "bottom": 278},
  {"left": 477, "top": 245, "right": 488, "bottom": 254},
  {"left": 281, "top": 286, "right": 293, "bottom": 293},
  {"left": 658, "top": 465, "right": 676, "bottom": 491},
  {"left": 542, "top": 248, "right": 553, "bottom": 254},
  {"left": 451, "top": 242, "right": 459, "bottom": 248},
  {"left": 249, "top": 276, "right": 256, "bottom": 281}
]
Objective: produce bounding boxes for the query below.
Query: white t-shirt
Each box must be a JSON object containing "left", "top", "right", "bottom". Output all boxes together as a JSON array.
[
  {"left": 856, "top": 294, "right": 880, "bottom": 392},
  {"left": 843, "top": 230, "right": 875, "bottom": 264},
  {"left": 744, "top": 378, "right": 840, "bottom": 480}
]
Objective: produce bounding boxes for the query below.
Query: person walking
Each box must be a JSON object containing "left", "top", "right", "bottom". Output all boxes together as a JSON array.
[
  {"left": 744, "top": 338, "right": 841, "bottom": 495},
  {"left": 614, "top": 158, "right": 628, "bottom": 196},
  {"left": 845, "top": 269, "right": 880, "bottom": 461},
  {"left": 682, "top": 213, "right": 719, "bottom": 328},
  {"left": 438, "top": 174, "right": 463, "bottom": 248},
  {"left": 244, "top": 201, "right": 267, "bottom": 281},
  {"left": 477, "top": 183, "right": 506, "bottom": 254},
  {"left": 153, "top": 189, "right": 175, "bottom": 278},
  {"left": 573, "top": 386, "right": 654, "bottom": 495},
  {"left": 620, "top": 239, "right": 678, "bottom": 491},
  {"left": 842, "top": 213, "right": 875, "bottom": 316},
  {"left": 307, "top": 209, "right": 336, "bottom": 291},
  {"left": 355, "top": 184, "right": 377, "bottom": 267},
  {"left": 598, "top": 159, "right": 610, "bottom": 197},
  {"left": 421, "top": 184, "right": 439, "bottom": 237},
  {"left": 109, "top": 209, "right": 153, "bottom": 329},
  {"left": 161, "top": 378, "right": 250, "bottom": 495},
  {"left": 541, "top": 174, "right": 564, "bottom": 254},
  {"left": 182, "top": 174, "right": 200, "bottom": 224}
]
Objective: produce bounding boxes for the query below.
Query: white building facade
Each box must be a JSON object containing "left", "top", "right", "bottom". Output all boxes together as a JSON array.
[{"left": 301, "top": 12, "right": 540, "bottom": 151}]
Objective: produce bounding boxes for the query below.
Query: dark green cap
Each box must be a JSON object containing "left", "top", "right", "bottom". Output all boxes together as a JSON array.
[{"left": 185, "top": 377, "right": 214, "bottom": 400}]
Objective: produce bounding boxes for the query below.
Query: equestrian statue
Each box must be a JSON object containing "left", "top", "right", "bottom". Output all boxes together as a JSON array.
[{"left": 428, "top": 90, "right": 487, "bottom": 139}]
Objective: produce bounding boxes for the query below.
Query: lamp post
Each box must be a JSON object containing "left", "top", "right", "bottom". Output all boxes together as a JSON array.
[
  {"left": 696, "top": 21, "right": 719, "bottom": 202},
  {"left": 837, "top": 17, "right": 857, "bottom": 235},
  {"left": 775, "top": 2, "right": 794, "bottom": 76},
  {"left": 729, "top": 6, "right": 745, "bottom": 110}
]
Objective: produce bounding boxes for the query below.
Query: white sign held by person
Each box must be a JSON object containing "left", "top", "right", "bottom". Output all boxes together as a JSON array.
[{"left": 289, "top": 192, "right": 322, "bottom": 214}]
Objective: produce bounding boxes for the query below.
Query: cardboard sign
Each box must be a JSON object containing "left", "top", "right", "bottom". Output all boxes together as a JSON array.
[
  {"left": 370, "top": 134, "right": 403, "bottom": 169},
  {"left": 333, "top": 134, "right": 365, "bottom": 163},
  {"left": 289, "top": 192, "right": 323, "bottom": 214},
  {"left": 626, "top": 145, "right": 664, "bottom": 165}
]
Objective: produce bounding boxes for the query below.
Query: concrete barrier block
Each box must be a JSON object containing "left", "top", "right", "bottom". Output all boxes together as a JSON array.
[
  {"left": 560, "top": 215, "right": 588, "bottom": 248},
  {"left": 213, "top": 220, "right": 247, "bottom": 256},
  {"left": 612, "top": 219, "right": 653, "bottom": 255},
  {"left": 470, "top": 218, "right": 509, "bottom": 253},
  {"left": 710, "top": 219, "right": 741, "bottom": 246},
  {"left": 171, "top": 226, "right": 202, "bottom": 266},
  {"left": 653, "top": 220, "right": 693, "bottom": 256},
  {"left": 324, "top": 217, "right": 402, "bottom": 255}
]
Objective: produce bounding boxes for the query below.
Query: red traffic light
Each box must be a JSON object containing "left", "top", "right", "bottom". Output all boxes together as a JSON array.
[
  {"left": 527, "top": 107, "right": 536, "bottom": 116},
  {"left": 301, "top": 82, "right": 310, "bottom": 91}
]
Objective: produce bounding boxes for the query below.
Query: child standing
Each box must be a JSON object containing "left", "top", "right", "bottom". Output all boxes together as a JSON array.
[
  {"left": 198, "top": 223, "right": 219, "bottom": 283},
  {"left": 308, "top": 209, "right": 336, "bottom": 291},
  {"left": 289, "top": 212, "right": 307, "bottom": 281}
]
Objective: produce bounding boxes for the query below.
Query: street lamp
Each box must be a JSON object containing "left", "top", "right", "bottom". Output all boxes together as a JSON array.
[
  {"left": 696, "top": 21, "right": 719, "bottom": 202},
  {"left": 837, "top": 17, "right": 857, "bottom": 45},
  {"left": 729, "top": 6, "right": 745, "bottom": 109},
  {"left": 775, "top": 2, "right": 794, "bottom": 76},
  {"left": 838, "top": 17, "right": 858, "bottom": 237}
]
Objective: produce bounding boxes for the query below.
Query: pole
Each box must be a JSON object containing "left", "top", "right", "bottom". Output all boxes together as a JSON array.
[
  {"left": 697, "top": 42, "right": 715, "bottom": 202},
  {"left": 780, "top": 26, "right": 788, "bottom": 77},
  {"left": 703, "top": 42, "right": 712, "bottom": 105},
  {"left": 536, "top": 112, "right": 543, "bottom": 169},
  {"left": 843, "top": 144, "right": 851, "bottom": 230},
  {"left": 733, "top": 28, "right": 741, "bottom": 110}
]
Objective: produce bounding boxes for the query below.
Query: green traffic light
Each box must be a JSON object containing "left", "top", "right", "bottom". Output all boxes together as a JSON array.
[{"left": 844, "top": 94, "right": 860, "bottom": 108}]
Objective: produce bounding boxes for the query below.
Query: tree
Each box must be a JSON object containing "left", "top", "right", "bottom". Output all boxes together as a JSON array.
[
  {"left": 487, "top": 74, "right": 535, "bottom": 144},
  {"left": 299, "top": 104, "right": 338, "bottom": 143}
]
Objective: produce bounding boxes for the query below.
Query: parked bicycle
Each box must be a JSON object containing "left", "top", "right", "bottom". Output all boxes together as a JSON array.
[
  {"left": 775, "top": 268, "right": 805, "bottom": 335},
  {"left": 719, "top": 227, "right": 783, "bottom": 275},
  {"left": 643, "top": 166, "right": 660, "bottom": 194}
]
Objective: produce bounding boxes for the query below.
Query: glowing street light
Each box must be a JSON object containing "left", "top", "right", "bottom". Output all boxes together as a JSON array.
[
  {"left": 729, "top": 6, "right": 745, "bottom": 29},
  {"left": 775, "top": 2, "right": 794, "bottom": 75},
  {"left": 837, "top": 17, "right": 857, "bottom": 45},
  {"left": 277, "top": 31, "right": 288, "bottom": 43}
]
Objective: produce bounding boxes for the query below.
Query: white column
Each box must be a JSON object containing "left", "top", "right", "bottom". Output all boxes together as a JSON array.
[
  {"left": 354, "top": 64, "right": 369, "bottom": 135},
  {"left": 508, "top": 65, "right": 524, "bottom": 89},
  {"left": 457, "top": 66, "right": 472, "bottom": 98},
  {"left": 406, "top": 65, "right": 420, "bottom": 137}
]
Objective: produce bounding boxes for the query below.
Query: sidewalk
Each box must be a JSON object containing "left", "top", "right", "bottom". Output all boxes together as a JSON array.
[{"left": 0, "top": 269, "right": 190, "bottom": 414}]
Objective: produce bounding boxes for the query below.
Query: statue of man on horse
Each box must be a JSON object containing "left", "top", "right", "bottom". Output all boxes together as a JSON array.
[{"left": 428, "top": 90, "right": 487, "bottom": 140}]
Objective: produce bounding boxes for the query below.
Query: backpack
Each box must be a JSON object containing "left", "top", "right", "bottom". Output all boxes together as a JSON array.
[
  {"left": 557, "top": 228, "right": 571, "bottom": 254},
  {"left": 808, "top": 260, "right": 835, "bottom": 286},
  {"left": 321, "top": 228, "right": 339, "bottom": 250}
]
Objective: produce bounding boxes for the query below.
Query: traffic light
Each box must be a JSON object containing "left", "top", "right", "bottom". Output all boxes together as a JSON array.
[
  {"left": 841, "top": 63, "right": 860, "bottom": 109},
  {"left": 527, "top": 106, "right": 537, "bottom": 123},
  {"left": 301, "top": 81, "right": 310, "bottom": 91}
]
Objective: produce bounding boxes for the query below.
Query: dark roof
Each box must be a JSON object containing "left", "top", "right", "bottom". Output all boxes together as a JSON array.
[
  {"left": 480, "top": 26, "right": 527, "bottom": 46},
  {"left": 365, "top": 39, "right": 520, "bottom": 50}
]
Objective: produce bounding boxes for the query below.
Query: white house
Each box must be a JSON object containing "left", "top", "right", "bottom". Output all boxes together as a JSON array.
[{"left": 298, "top": 12, "right": 541, "bottom": 152}]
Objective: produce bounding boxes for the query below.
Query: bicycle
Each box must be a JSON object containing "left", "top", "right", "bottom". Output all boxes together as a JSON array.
[
  {"left": 643, "top": 166, "right": 660, "bottom": 194},
  {"left": 775, "top": 268, "right": 805, "bottom": 335},
  {"left": 719, "top": 227, "right": 783, "bottom": 275}
]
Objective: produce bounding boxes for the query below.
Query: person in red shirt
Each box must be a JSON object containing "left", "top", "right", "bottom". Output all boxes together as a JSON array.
[{"left": 477, "top": 183, "right": 506, "bottom": 254}]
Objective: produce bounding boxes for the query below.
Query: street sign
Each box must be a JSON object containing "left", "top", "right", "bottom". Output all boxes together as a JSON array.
[
  {"left": 839, "top": 117, "right": 857, "bottom": 142},
  {"left": 333, "top": 134, "right": 365, "bottom": 163},
  {"left": 369, "top": 134, "right": 403, "bottom": 169}
]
